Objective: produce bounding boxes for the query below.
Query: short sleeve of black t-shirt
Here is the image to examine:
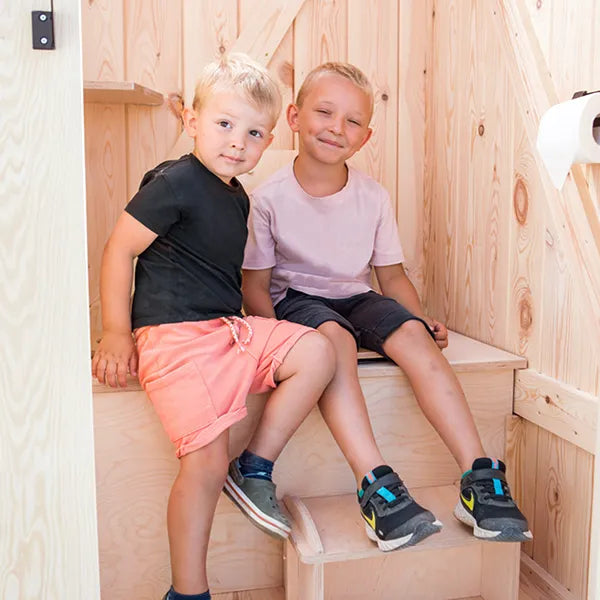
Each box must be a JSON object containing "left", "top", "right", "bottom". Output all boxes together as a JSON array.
[{"left": 125, "top": 154, "right": 250, "bottom": 328}]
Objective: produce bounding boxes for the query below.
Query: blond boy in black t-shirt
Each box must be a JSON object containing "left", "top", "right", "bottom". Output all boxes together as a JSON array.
[{"left": 92, "top": 54, "right": 334, "bottom": 600}]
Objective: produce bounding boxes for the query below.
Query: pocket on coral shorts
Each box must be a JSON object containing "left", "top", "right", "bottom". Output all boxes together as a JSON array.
[{"left": 143, "top": 362, "right": 216, "bottom": 443}]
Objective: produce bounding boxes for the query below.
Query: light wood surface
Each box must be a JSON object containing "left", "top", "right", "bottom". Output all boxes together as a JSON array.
[
  {"left": 514, "top": 369, "right": 598, "bottom": 453},
  {"left": 0, "top": 2, "right": 100, "bottom": 597},
  {"left": 83, "top": 80, "right": 164, "bottom": 105},
  {"left": 284, "top": 485, "right": 520, "bottom": 599}
]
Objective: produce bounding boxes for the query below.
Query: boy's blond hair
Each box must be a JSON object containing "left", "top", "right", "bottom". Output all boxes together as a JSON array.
[
  {"left": 296, "top": 62, "right": 374, "bottom": 118},
  {"left": 193, "top": 53, "right": 282, "bottom": 127}
]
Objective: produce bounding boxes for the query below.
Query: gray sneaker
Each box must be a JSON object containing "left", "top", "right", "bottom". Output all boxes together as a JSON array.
[{"left": 223, "top": 458, "right": 291, "bottom": 539}]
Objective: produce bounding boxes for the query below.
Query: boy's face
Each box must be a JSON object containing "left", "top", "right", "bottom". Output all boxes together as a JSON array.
[
  {"left": 287, "top": 73, "right": 372, "bottom": 166},
  {"left": 183, "top": 91, "right": 274, "bottom": 184}
]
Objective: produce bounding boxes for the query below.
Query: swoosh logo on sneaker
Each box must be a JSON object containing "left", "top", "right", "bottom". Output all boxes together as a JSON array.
[
  {"left": 461, "top": 490, "right": 475, "bottom": 512},
  {"left": 363, "top": 509, "right": 376, "bottom": 530}
]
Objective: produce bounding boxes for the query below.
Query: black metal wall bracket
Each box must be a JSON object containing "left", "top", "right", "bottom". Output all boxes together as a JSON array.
[{"left": 32, "top": 8, "right": 55, "bottom": 50}]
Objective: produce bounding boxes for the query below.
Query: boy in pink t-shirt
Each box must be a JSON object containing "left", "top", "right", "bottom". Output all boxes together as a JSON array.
[{"left": 243, "top": 62, "right": 532, "bottom": 550}]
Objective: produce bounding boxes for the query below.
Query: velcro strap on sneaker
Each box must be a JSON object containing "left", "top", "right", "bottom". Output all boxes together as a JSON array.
[
  {"left": 467, "top": 468, "right": 507, "bottom": 484},
  {"left": 360, "top": 472, "right": 402, "bottom": 508}
]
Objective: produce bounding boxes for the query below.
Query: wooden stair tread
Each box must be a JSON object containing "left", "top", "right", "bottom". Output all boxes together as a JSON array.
[
  {"left": 92, "top": 330, "right": 526, "bottom": 393},
  {"left": 284, "top": 484, "right": 487, "bottom": 564}
]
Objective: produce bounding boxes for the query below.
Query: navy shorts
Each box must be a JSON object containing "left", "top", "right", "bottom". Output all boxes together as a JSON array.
[{"left": 274, "top": 288, "right": 434, "bottom": 357}]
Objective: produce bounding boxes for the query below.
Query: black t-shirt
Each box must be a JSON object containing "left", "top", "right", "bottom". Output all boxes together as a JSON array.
[{"left": 125, "top": 154, "right": 250, "bottom": 328}]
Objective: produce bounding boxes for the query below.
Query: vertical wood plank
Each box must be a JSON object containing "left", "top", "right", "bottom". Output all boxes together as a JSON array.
[
  {"left": 0, "top": 3, "right": 100, "bottom": 597},
  {"left": 125, "top": 0, "right": 183, "bottom": 197},
  {"left": 182, "top": 0, "right": 238, "bottom": 107},
  {"left": 84, "top": 104, "right": 128, "bottom": 351},
  {"left": 239, "top": 0, "right": 294, "bottom": 149},
  {"left": 395, "top": 0, "right": 431, "bottom": 297},
  {"left": 347, "top": 0, "right": 398, "bottom": 209},
  {"left": 81, "top": 0, "right": 125, "bottom": 80},
  {"left": 507, "top": 108, "right": 544, "bottom": 367},
  {"left": 533, "top": 429, "right": 593, "bottom": 598},
  {"left": 505, "top": 415, "right": 539, "bottom": 558}
]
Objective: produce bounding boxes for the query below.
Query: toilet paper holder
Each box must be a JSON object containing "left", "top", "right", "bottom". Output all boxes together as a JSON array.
[{"left": 572, "top": 90, "right": 600, "bottom": 128}]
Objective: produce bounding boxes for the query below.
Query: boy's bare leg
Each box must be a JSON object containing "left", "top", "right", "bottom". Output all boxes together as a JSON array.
[
  {"left": 314, "top": 322, "right": 385, "bottom": 483},
  {"left": 382, "top": 320, "right": 485, "bottom": 472},
  {"left": 248, "top": 331, "right": 335, "bottom": 459},
  {"left": 168, "top": 430, "right": 230, "bottom": 594}
]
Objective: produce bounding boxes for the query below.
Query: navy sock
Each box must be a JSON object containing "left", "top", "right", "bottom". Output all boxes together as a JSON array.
[
  {"left": 165, "top": 587, "right": 210, "bottom": 600},
  {"left": 238, "top": 449, "right": 274, "bottom": 481}
]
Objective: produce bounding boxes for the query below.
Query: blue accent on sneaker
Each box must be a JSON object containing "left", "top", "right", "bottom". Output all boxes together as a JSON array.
[
  {"left": 357, "top": 488, "right": 364, "bottom": 499},
  {"left": 492, "top": 458, "right": 499, "bottom": 469},
  {"left": 493, "top": 478, "right": 504, "bottom": 495},
  {"left": 377, "top": 487, "right": 397, "bottom": 502},
  {"left": 461, "top": 469, "right": 472, "bottom": 478},
  {"left": 238, "top": 449, "right": 273, "bottom": 481}
]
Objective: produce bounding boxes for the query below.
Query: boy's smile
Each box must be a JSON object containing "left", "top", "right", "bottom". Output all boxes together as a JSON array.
[
  {"left": 184, "top": 91, "right": 274, "bottom": 184},
  {"left": 287, "top": 73, "right": 372, "bottom": 167}
]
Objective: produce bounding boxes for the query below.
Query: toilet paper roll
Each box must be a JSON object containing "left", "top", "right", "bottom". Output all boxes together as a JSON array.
[{"left": 536, "top": 92, "right": 600, "bottom": 189}]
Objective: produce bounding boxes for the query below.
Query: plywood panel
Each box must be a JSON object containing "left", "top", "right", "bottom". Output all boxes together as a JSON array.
[{"left": 0, "top": 2, "right": 100, "bottom": 596}]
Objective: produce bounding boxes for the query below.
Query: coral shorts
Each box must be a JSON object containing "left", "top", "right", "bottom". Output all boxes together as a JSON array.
[{"left": 135, "top": 316, "right": 313, "bottom": 458}]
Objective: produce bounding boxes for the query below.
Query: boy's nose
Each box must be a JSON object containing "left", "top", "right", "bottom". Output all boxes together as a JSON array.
[
  {"left": 329, "top": 118, "right": 344, "bottom": 135},
  {"left": 231, "top": 138, "right": 245, "bottom": 150}
]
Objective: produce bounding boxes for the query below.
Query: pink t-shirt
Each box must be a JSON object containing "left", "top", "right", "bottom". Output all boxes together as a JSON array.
[{"left": 243, "top": 162, "right": 405, "bottom": 305}]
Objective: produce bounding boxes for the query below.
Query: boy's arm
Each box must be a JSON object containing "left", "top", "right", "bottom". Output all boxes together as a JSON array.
[
  {"left": 92, "top": 212, "right": 158, "bottom": 387},
  {"left": 242, "top": 268, "right": 276, "bottom": 319},
  {"left": 374, "top": 263, "right": 448, "bottom": 349}
]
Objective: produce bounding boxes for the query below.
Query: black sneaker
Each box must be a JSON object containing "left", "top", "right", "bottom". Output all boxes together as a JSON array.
[
  {"left": 358, "top": 466, "right": 442, "bottom": 551},
  {"left": 454, "top": 458, "right": 533, "bottom": 542}
]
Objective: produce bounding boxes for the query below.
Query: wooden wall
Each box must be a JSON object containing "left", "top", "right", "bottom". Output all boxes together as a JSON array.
[
  {"left": 1, "top": 2, "right": 100, "bottom": 598},
  {"left": 83, "top": 0, "right": 600, "bottom": 597},
  {"left": 83, "top": 0, "right": 429, "bottom": 351},
  {"left": 424, "top": 1, "right": 600, "bottom": 597}
]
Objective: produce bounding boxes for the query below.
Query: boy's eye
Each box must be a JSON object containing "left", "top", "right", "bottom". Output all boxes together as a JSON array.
[
  {"left": 316, "top": 109, "right": 331, "bottom": 115},
  {"left": 249, "top": 130, "right": 263, "bottom": 139},
  {"left": 218, "top": 120, "right": 231, "bottom": 128},
  {"left": 348, "top": 119, "right": 361, "bottom": 126}
]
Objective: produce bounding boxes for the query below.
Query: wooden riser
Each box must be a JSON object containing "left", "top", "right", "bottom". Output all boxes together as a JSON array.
[{"left": 283, "top": 486, "right": 520, "bottom": 600}]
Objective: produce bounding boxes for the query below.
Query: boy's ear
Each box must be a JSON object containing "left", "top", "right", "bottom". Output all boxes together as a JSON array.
[
  {"left": 359, "top": 127, "right": 373, "bottom": 150},
  {"left": 286, "top": 103, "right": 300, "bottom": 132},
  {"left": 182, "top": 107, "right": 198, "bottom": 137}
]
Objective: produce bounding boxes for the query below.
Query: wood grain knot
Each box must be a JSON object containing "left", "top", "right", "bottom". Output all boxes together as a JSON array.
[
  {"left": 381, "top": 93, "right": 389, "bottom": 102},
  {"left": 278, "top": 61, "right": 294, "bottom": 88},
  {"left": 478, "top": 123, "right": 485, "bottom": 136},
  {"left": 545, "top": 395, "right": 552, "bottom": 404},
  {"left": 513, "top": 177, "right": 528, "bottom": 225},
  {"left": 519, "top": 292, "right": 533, "bottom": 334},
  {"left": 536, "top": 0, "right": 543, "bottom": 9},
  {"left": 219, "top": 45, "right": 226, "bottom": 54}
]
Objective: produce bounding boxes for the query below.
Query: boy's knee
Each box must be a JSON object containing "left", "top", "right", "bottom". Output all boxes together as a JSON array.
[
  {"left": 318, "top": 321, "right": 355, "bottom": 345},
  {"left": 393, "top": 318, "right": 430, "bottom": 342},
  {"left": 302, "top": 331, "right": 336, "bottom": 377}
]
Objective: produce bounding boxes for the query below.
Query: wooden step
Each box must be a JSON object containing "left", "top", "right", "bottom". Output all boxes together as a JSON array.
[
  {"left": 283, "top": 485, "right": 520, "bottom": 600},
  {"left": 92, "top": 331, "right": 525, "bottom": 598}
]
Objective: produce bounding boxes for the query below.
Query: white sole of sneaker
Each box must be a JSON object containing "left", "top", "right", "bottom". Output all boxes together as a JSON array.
[
  {"left": 453, "top": 501, "right": 533, "bottom": 541},
  {"left": 364, "top": 519, "right": 443, "bottom": 552},
  {"left": 223, "top": 474, "right": 291, "bottom": 539}
]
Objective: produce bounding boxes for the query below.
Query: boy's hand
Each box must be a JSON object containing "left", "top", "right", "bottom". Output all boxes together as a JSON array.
[
  {"left": 425, "top": 318, "right": 448, "bottom": 350},
  {"left": 92, "top": 331, "right": 138, "bottom": 388}
]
